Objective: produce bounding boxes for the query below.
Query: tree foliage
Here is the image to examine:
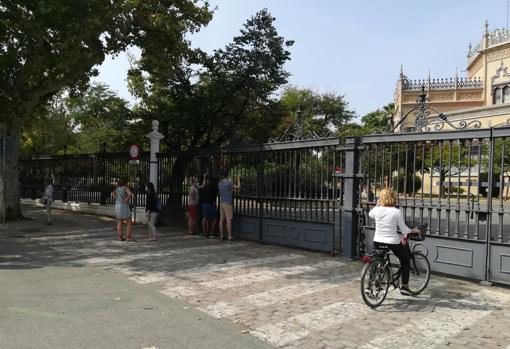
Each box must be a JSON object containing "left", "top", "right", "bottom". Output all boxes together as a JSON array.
[
  {"left": 1, "top": 0, "right": 212, "bottom": 127},
  {"left": 0, "top": 0, "right": 212, "bottom": 220},
  {"left": 20, "top": 84, "right": 154, "bottom": 156},
  {"left": 128, "top": 9, "right": 293, "bottom": 150},
  {"left": 278, "top": 87, "right": 355, "bottom": 138},
  {"left": 20, "top": 91, "right": 76, "bottom": 156}
]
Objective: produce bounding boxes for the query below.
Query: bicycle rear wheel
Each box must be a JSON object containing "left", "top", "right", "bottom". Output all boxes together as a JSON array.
[
  {"left": 408, "top": 251, "right": 430, "bottom": 295},
  {"left": 361, "top": 261, "right": 390, "bottom": 308}
]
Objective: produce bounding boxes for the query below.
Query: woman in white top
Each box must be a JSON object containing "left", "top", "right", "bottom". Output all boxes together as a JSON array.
[{"left": 369, "top": 188, "right": 418, "bottom": 295}]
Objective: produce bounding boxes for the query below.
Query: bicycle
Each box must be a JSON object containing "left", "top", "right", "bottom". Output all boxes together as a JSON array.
[{"left": 360, "top": 224, "right": 430, "bottom": 308}]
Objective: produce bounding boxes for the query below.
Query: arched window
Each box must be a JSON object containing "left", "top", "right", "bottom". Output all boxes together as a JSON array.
[
  {"left": 504, "top": 86, "right": 510, "bottom": 103},
  {"left": 495, "top": 87, "right": 503, "bottom": 104}
]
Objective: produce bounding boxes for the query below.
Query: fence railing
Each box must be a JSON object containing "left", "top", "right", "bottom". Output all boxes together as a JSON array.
[
  {"left": 157, "top": 138, "right": 343, "bottom": 224},
  {"left": 19, "top": 152, "right": 150, "bottom": 207},
  {"left": 356, "top": 127, "right": 510, "bottom": 245}
]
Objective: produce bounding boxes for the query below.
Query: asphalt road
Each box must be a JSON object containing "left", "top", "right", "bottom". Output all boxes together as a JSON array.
[{"left": 0, "top": 233, "right": 272, "bottom": 349}]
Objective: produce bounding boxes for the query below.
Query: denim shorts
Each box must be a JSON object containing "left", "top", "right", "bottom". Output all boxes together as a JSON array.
[{"left": 201, "top": 204, "right": 218, "bottom": 220}]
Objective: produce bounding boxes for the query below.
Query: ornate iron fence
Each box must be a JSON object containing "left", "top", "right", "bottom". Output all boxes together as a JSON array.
[
  {"left": 19, "top": 152, "right": 150, "bottom": 207},
  {"left": 346, "top": 127, "right": 510, "bottom": 284}
]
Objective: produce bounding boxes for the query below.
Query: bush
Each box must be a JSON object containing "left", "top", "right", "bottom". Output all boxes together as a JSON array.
[{"left": 391, "top": 173, "right": 422, "bottom": 195}]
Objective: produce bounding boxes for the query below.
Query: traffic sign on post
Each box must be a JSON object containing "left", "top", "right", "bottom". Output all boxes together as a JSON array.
[{"left": 129, "top": 144, "right": 141, "bottom": 165}]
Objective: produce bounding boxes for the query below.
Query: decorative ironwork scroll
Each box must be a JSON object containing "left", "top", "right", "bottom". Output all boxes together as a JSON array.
[
  {"left": 268, "top": 107, "right": 327, "bottom": 143},
  {"left": 392, "top": 85, "right": 482, "bottom": 133}
]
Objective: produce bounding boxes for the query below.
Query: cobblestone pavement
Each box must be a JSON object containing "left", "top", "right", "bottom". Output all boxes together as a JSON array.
[{"left": 11, "top": 208, "right": 510, "bottom": 349}]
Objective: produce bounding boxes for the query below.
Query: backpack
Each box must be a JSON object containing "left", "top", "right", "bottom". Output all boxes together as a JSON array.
[{"left": 156, "top": 199, "right": 163, "bottom": 212}]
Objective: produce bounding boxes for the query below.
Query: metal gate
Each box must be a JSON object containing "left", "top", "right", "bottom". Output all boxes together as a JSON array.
[
  {"left": 157, "top": 138, "right": 343, "bottom": 254},
  {"left": 346, "top": 128, "right": 510, "bottom": 284}
]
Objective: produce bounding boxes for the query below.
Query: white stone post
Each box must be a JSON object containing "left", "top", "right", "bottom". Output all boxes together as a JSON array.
[{"left": 146, "top": 120, "right": 164, "bottom": 192}]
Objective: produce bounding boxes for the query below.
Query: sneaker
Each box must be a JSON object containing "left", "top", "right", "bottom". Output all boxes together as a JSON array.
[{"left": 400, "top": 286, "right": 412, "bottom": 296}]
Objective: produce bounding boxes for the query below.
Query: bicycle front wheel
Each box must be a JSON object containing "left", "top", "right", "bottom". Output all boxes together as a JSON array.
[
  {"left": 408, "top": 251, "right": 430, "bottom": 295},
  {"left": 360, "top": 261, "right": 390, "bottom": 308}
]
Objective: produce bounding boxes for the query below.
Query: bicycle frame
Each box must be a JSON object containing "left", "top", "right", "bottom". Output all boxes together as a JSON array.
[{"left": 375, "top": 254, "right": 402, "bottom": 290}]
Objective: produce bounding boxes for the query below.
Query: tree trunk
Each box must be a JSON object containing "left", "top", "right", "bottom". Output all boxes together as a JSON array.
[{"left": 0, "top": 122, "right": 23, "bottom": 221}]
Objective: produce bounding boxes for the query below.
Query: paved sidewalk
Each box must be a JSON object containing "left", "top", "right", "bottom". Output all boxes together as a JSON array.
[
  {"left": 0, "top": 208, "right": 272, "bottom": 349},
  {"left": 2, "top": 206, "right": 510, "bottom": 349}
]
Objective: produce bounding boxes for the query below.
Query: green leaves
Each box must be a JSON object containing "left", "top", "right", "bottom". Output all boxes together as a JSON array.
[
  {"left": 278, "top": 87, "right": 355, "bottom": 137},
  {"left": 0, "top": 0, "right": 212, "bottom": 126},
  {"left": 129, "top": 9, "right": 293, "bottom": 150}
]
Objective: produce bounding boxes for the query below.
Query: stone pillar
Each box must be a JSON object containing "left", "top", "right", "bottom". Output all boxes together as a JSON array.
[{"left": 146, "top": 120, "right": 164, "bottom": 191}]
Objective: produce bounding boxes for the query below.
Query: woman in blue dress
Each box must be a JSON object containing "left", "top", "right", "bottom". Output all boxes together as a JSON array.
[{"left": 112, "top": 178, "right": 134, "bottom": 241}]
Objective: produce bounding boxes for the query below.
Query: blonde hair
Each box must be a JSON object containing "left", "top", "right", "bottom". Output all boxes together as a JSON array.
[{"left": 377, "top": 188, "right": 397, "bottom": 207}]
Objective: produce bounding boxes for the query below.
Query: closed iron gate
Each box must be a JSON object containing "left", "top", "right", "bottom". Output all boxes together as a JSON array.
[
  {"left": 350, "top": 127, "right": 510, "bottom": 284},
  {"left": 158, "top": 138, "right": 343, "bottom": 253}
]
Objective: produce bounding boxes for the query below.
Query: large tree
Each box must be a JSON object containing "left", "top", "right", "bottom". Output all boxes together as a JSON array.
[
  {"left": 20, "top": 91, "right": 76, "bottom": 156},
  {"left": 67, "top": 84, "right": 145, "bottom": 153},
  {"left": 278, "top": 87, "right": 355, "bottom": 139},
  {"left": 128, "top": 9, "right": 294, "bottom": 150},
  {"left": 0, "top": 0, "right": 212, "bottom": 220}
]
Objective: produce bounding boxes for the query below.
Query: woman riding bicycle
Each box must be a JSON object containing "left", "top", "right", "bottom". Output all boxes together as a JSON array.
[{"left": 369, "top": 188, "right": 419, "bottom": 296}]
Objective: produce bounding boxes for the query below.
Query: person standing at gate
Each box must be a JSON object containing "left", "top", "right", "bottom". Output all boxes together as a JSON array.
[
  {"left": 42, "top": 178, "right": 54, "bottom": 225},
  {"left": 145, "top": 182, "right": 159, "bottom": 241},
  {"left": 200, "top": 173, "right": 219, "bottom": 237},
  {"left": 218, "top": 171, "right": 240, "bottom": 241},
  {"left": 112, "top": 178, "right": 134, "bottom": 241},
  {"left": 187, "top": 177, "right": 200, "bottom": 234}
]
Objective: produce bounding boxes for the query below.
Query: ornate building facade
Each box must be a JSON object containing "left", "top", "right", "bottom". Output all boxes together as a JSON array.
[{"left": 394, "top": 21, "right": 510, "bottom": 131}]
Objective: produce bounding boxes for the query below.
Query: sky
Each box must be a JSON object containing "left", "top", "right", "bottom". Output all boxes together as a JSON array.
[{"left": 92, "top": 0, "right": 510, "bottom": 118}]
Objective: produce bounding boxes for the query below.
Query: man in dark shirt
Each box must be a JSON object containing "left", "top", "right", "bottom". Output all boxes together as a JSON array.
[{"left": 200, "top": 174, "right": 219, "bottom": 237}]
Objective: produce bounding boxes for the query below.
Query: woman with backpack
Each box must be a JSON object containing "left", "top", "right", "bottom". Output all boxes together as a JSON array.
[{"left": 145, "top": 182, "right": 160, "bottom": 241}]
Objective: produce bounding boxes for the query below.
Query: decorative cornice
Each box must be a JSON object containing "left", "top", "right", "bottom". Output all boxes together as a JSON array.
[
  {"left": 402, "top": 77, "right": 483, "bottom": 91},
  {"left": 443, "top": 103, "right": 510, "bottom": 121},
  {"left": 487, "top": 47, "right": 510, "bottom": 62},
  {"left": 491, "top": 61, "right": 510, "bottom": 85}
]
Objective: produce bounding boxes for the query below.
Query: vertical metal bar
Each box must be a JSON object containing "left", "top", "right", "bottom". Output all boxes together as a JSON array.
[
  {"left": 366, "top": 144, "right": 372, "bottom": 205},
  {"left": 293, "top": 150, "right": 297, "bottom": 199},
  {"left": 331, "top": 147, "right": 335, "bottom": 224},
  {"left": 447, "top": 140, "right": 453, "bottom": 236},
  {"left": 396, "top": 143, "right": 400, "bottom": 204},
  {"left": 315, "top": 148, "right": 318, "bottom": 200},
  {"left": 381, "top": 145, "right": 385, "bottom": 189},
  {"left": 474, "top": 138, "right": 483, "bottom": 240},
  {"left": 485, "top": 132, "right": 495, "bottom": 282},
  {"left": 420, "top": 142, "right": 425, "bottom": 223},
  {"left": 389, "top": 144, "right": 393, "bottom": 189},
  {"left": 373, "top": 145, "right": 378, "bottom": 199},
  {"left": 429, "top": 142, "right": 434, "bottom": 233},
  {"left": 455, "top": 140, "right": 462, "bottom": 237},
  {"left": 464, "top": 140, "right": 473, "bottom": 239},
  {"left": 411, "top": 143, "right": 417, "bottom": 224},
  {"left": 498, "top": 138, "right": 506, "bottom": 242},
  {"left": 340, "top": 137, "right": 360, "bottom": 259},
  {"left": 403, "top": 143, "right": 408, "bottom": 207},
  {"left": 437, "top": 141, "right": 443, "bottom": 235}
]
